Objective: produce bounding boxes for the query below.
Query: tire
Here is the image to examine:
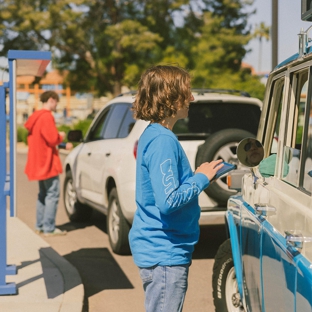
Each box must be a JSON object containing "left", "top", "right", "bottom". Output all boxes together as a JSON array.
[
  {"left": 63, "top": 170, "right": 93, "bottom": 222},
  {"left": 195, "top": 129, "right": 254, "bottom": 205},
  {"left": 107, "top": 188, "right": 131, "bottom": 255},
  {"left": 212, "top": 239, "right": 244, "bottom": 312}
]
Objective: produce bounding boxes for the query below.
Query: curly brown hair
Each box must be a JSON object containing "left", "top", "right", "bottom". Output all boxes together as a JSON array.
[
  {"left": 40, "top": 90, "right": 59, "bottom": 103},
  {"left": 132, "top": 65, "right": 192, "bottom": 123}
]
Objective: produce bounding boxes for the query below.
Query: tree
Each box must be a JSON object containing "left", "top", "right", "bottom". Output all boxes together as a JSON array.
[
  {"left": 182, "top": 0, "right": 265, "bottom": 99},
  {"left": 0, "top": 0, "right": 168, "bottom": 95},
  {"left": 0, "top": 0, "right": 265, "bottom": 98},
  {"left": 199, "top": 0, "right": 255, "bottom": 70}
]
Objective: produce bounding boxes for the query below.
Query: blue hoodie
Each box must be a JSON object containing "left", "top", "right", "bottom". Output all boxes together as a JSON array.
[{"left": 129, "top": 123, "right": 209, "bottom": 267}]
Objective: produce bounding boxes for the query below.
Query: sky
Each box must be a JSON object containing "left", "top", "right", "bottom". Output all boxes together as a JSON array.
[
  {"left": 0, "top": 0, "right": 310, "bottom": 80},
  {"left": 244, "top": 0, "right": 310, "bottom": 74}
]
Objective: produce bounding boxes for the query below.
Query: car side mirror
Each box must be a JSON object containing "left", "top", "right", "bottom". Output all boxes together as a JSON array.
[
  {"left": 227, "top": 138, "right": 264, "bottom": 190},
  {"left": 237, "top": 138, "right": 264, "bottom": 167},
  {"left": 67, "top": 130, "right": 83, "bottom": 142},
  {"left": 236, "top": 138, "right": 287, "bottom": 178}
]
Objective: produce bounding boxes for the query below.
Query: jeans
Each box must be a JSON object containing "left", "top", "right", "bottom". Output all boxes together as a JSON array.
[
  {"left": 36, "top": 176, "right": 60, "bottom": 233},
  {"left": 139, "top": 264, "right": 190, "bottom": 312}
]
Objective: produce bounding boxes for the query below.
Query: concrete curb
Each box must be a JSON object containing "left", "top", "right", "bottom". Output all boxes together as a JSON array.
[
  {"left": 40, "top": 247, "right": 84, "bottom": 312},
  {"left": 2, "top": 213, "right": 84, "bottom": 312}
]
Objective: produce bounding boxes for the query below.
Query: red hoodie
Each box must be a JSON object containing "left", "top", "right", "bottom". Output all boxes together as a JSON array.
[{"left": 24, "top": 109, "right": 63, "bottom": 181}]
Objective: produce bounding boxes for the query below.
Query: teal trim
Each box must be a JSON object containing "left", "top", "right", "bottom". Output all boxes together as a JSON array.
[
  {"left": 226, "top": 211, "right": 243, "bottom": 299},
  {"left": 275, "top": 46, "right": 312, "bottom": 70}
]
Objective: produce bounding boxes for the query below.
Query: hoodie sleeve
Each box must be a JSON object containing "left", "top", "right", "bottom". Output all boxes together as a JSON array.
[
  {"left": 144, "top": 135, "right": 209, "bottom": 215},
  {"left": 39, "top": 112, "right": 63, "bottom": 147}
]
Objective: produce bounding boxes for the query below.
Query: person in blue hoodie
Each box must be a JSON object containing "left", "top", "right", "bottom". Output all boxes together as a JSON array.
[{"left": 129, "top": 65, "right": 224, "bottom": 312}]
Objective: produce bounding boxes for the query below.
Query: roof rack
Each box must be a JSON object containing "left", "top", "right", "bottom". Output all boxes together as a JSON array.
[
  {"left": 116, "top": 90, "right": 137, "bottom": 97},
  {"left": 191, "top": 88, "right": 251, "bottom": 98}
]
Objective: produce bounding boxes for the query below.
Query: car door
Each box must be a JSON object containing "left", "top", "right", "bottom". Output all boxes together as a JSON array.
[
  {"left": 89, "top": 103, "right": 137, "bottom": 204},
  {"left": 236, "top": 75, "right": 286, "bottom": 311},
  {"left": 75, "top": 105, "right": 112, "bottom": 203},
  {"left": 249, "top": 66, "right": 312, "bottom": 310},
  {"left": 76, "top": 103, "right": 131, "bottom": 205}
]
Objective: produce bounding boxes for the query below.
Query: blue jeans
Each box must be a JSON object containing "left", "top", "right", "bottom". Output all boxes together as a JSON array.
[
  {"left": 139, "top": 264, "right": 190, "bottom": 312},
  {"left": 36, "top": 176, "right": 60, "bottom": 233}
]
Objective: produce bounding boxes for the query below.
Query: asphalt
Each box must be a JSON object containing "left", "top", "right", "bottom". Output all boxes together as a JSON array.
[{"left": 0, "top": 143, "right": 84, "bottom": 312}]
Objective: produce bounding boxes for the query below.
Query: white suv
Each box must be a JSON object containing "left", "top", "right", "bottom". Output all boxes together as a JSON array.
[{"left": 63, "top": 90, "right": 262, "bottom": 254}]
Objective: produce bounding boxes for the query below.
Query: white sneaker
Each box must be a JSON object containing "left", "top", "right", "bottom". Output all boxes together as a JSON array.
[{"left": 44, "top": 228, "right": 67, "bottom": 237}]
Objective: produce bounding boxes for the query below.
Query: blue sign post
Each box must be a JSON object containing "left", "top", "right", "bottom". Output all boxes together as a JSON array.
[{"left": 0, "top": 50, "right": 51, "bottom": 295}]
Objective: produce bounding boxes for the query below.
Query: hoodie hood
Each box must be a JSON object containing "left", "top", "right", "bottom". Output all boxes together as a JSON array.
[{"left": 24, "top": 110, "right": 51, "bottom": 133}]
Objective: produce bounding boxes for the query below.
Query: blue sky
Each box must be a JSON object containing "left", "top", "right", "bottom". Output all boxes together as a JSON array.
[{"left": 244, "top": 0, "right": 310, "bottom": 73}]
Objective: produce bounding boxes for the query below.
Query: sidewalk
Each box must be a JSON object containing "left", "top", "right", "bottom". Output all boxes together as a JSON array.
[{"left": 0, "top": 211, "right": 84, "bottom": 312}]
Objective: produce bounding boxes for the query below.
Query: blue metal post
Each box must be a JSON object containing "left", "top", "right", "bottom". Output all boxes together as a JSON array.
[
  {"left": 0, "top": 50, "right": 51, "bottom": 296},
  {"left": 8, "top": 50, "right": 51, "bottom": 218},
  {"left": 0, "top": 83, "right": 16, "bottom": 295}
]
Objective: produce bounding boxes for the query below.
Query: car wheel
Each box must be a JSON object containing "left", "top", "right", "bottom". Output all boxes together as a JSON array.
[
  {"left": 63, "top": 170, "right": 93, "bottom": 222},
  {"left": 195, "top": 128, "right": 254, "bottom": 205},
  {"left": 212, "top": 239, "right": 244, "bottom": 312},
  {"left": 107, "top": 188, "right": 131, "bottom": 255}
]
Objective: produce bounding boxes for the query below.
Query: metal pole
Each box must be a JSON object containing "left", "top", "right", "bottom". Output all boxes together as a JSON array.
[
  {"left": 9, "top": 59, "right": 17, "bottom": 217},
  {"left": 0, "top": 83, "right": 16, "bottom": 295},
  {"left": 272, "top": 0, "right": 278, "bottom": 69}
]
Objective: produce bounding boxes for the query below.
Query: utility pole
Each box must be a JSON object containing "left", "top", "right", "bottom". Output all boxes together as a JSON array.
[{"left": 272, "top": 0, "right": 278, "bottom": 69}]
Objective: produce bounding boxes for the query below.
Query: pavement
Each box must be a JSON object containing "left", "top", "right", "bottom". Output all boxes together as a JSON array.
[
  {"left": 0, "top": 211, "right": 84, "bottom": 312},
  {"left": 0, "top": 143, "right": 84, "bottom": 312}
]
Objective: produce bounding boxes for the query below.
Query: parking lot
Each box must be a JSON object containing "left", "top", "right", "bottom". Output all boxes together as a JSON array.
[{"left": 16, "top": 150, "right": 227, "bottom": 311}]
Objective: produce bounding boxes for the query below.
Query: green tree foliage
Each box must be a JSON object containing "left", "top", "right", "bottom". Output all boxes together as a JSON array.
[{"left": 0, "top": 0, "right": 265, "bottom": 99}]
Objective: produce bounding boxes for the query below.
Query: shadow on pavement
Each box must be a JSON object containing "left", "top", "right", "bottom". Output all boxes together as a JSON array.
[
  {"left": 64, "top": 247, "right": 134, "bottom": 311},
  {"left": 15, "top": 247, "right": 82, "bottom": 299},
  {"left": 64, "top": 248, "right": 133, "bottom": 297},
  {"left": 56, "top": 210, "right": 107, "bottom": 234},
  {"left": 58, "top": 212, "right": 227, "bottom": 261}
]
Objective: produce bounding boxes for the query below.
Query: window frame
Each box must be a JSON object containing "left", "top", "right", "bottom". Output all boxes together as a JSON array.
[
  {"left": 85, "top": 105, "right": 112, "bottom": 142},
  {"left": 280, "top": 65, "right": 312, "bottom": 193}
]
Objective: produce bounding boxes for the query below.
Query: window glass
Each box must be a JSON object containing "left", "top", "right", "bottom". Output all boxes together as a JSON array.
[
  {"left": 268, "top": 80, "right": 284, "bottom": 154},
  {"left": 282, "top": 70, "right": 308, "bottom": 187},
  {"left": 118, "top": 106, "right": 136, "bottom": 138},
  {"left": 303, "top": 81, "right": 312, "bottom": 192},
  {"left": 87, "top": 108, "right": 110, "bottom": 141},
  {"left": 173, "top": 103, "right": 261, "bottom": 140},
  {"left": 103, "top": 104, "right": 128, "bottom": 139}
]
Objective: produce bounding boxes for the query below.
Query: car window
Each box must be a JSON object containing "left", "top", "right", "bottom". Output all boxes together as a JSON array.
[
  {"left": 304, "top": 102, "right": 312, "bottom": 192},
  {"left": 118, "top": 105, "right": 136, "bottom": 138},
  {"left": 267, "top": 78, "right": 284, "bottom": 154},
  {"left": 173, "top": 102, "right": 261, "bottom": 139},
  {"left": 302, "top": 69, "right": 312, "bottom": 193},
  {"left": 103, "top": 104, "right": 129, "bottom": 139},
  {"left": 282, "top": 69, "right": 309, "bottom": 188},
  {"left": 87, "top": 107, "right": 111, "bottom": 142}
]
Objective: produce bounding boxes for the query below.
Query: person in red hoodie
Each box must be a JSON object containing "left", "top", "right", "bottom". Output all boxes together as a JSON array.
[{"left": 25, "top": 91, "right": 73, "bottom": 236}]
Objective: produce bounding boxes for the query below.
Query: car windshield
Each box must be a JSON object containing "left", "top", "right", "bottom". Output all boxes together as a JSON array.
[{"left": 173, "top": 102, "right": 261, "bottom": 140}]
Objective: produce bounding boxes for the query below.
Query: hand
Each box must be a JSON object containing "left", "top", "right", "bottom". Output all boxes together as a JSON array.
[
  {"left": 59, "top": 131, "right": 66, "bottom": 141},
  {"left": 65, "top": 142, "right": 74, "bottom": 150},
  {"left": 195, "top": 159, "right": 224, "bottom": 181}
]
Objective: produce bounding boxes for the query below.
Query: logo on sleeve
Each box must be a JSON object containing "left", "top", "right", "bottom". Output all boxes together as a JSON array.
[
  {"left": 160, "top": 159, "right": 176, "bottom": 195},
  {"left": 160, "top": 159, "right": 200, "bottom": 207}
]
